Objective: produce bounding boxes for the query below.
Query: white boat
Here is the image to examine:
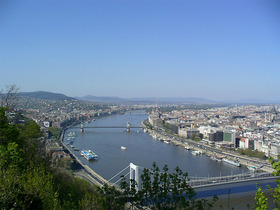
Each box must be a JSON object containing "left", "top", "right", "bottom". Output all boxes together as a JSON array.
[
  {"left": 81, "top": 150, "right": 99, "bottom": 160},
  {"left": 184, "top": 146, "right": 190, "bottom": 150},
  {"left": 191, "top": 151, "right": 201, "bottom": 155},
  {"left": 143, "top": 129, "right": 147, "bottom": 133},
  {"left": 68, "top": 132, "right": 76, "bottom": 137},
  {"left": 121, "top": 146, "right": 127, "bottom": 150},
  {"left": 247, "top": 165, "right": 259, "bottom": 171},
  {"left": 164, "top": 140, "right": 170, "bottom": 144},
  {"left": 222, "top": 158, "right": 240, "bottom": 167},
  {"left": 210, "top": 156, "right": 222, "bottom": 162}
]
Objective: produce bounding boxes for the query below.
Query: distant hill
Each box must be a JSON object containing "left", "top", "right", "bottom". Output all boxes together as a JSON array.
[
  {"left": 19, "top": 91, "right": 278, "bottom": 104},
  {"left": 130, "top": 97, "right": 217, "bottom": 104},
  {"left": 21, "top": 91, "right": 76, "bottom": 101},
  {"left": 76, "top": 95, "right": 217, "bottom": 104},
  {"left": 76, "top": 95, "right": 126, "bottom": 103}
]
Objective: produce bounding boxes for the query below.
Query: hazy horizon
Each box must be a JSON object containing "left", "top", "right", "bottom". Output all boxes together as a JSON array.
[{"left": 1, "top": 0, "right": 279, "bottom": 101}]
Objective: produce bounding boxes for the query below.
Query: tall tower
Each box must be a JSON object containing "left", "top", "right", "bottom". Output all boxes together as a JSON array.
[{"left": 130, "top": 163, "right": 140, "bottom": 191}]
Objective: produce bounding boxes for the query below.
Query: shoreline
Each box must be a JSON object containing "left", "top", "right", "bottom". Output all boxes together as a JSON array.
[{"left": 141, "top": 121, "right": 273, "bottom": 173}]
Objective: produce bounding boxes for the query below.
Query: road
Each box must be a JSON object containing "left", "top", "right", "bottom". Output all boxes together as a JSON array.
[{"left": 145, "top": 125, "right": 273, "bottom": 173}]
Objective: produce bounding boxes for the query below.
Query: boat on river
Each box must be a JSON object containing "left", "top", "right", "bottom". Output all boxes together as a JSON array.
[
  {"left": 121, "top": 146, "right": 127, "bottom": 150},
  {"left": 247, "top": 165, "right": 260, "bottom": 171},
  {"left": 210, "top": 155, "right": 222, "bottom": 162},
  {"left": 81, "top": 150, "right": 99, "bottom": 160},
  {"left": 191, "top": 150, "right": 201, "bottom": 155},
  {"left": 222, "top": 158, "right": 240, "bottom": 167},
  {"left": 68, "top": 132, "right": 76, "bottom": 137}
]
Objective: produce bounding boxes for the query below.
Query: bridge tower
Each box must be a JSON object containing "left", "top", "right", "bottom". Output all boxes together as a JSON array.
[
  {"left": 130, "top": 163, "right": 139, "bottom": 191},
  {"left": 81, "top": 122, "right": 84, "bottom": 133},
  {"left": 126, "top": 122, "right": 130, "bottom": 132}
]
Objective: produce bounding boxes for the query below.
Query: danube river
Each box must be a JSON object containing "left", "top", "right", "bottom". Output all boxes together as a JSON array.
[{"left": 65, "top": 111, "right": 249, "bottom": 181}]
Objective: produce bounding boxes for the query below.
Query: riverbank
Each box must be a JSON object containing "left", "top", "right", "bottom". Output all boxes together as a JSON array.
[{"left": 141, "top": 121, "right": 273, "bottom": 173}]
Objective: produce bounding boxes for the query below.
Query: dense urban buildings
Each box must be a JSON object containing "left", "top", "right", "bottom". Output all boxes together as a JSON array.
[{"left": 149, "top": 105, "right": 280, "bottom": 159}]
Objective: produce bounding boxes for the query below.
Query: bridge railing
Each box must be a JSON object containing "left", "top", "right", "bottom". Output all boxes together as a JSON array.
[{"left": 188, "top": 171, "right": 275, "bottom": 187}]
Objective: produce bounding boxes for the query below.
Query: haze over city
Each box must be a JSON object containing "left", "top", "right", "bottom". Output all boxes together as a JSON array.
[{"left": 1, "top": 0, "right": 279, "bottom": 102}]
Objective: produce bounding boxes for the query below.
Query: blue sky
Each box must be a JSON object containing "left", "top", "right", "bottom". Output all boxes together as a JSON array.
[{"left": 0, "top": 0, "right": 279, "bottom": 101}]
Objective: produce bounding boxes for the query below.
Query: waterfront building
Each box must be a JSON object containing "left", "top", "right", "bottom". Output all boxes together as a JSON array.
[
  {"left": 148, "top": 116, "right": 163, "bottom": 127},
  {"left": 223, "top": 131, "right": 236, "bottom": 143},
  {"left": 209, "top": 131, "right": 223, "bottom": 142},
  {"left": 254, "top": 140, "right": 280, "bottom": 159},
  {"left": 239, "top": 138, "right": 249, "bottom": 149},
  {"left": 178, "top": 127, "right": 200, "bottom": 138}
]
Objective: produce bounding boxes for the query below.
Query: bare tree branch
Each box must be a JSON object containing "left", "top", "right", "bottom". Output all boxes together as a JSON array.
[{"left": 0, "top": 85, "right": 20, "bottom": 112}]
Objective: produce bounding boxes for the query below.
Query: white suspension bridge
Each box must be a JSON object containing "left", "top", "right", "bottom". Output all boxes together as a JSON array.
[{"left": 75, "top": 160, "right": 277, "bottom": 191}]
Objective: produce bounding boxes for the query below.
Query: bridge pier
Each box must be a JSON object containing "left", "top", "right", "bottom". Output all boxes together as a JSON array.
[
  {"left": 126, "top": 122, "right": 130, "bottom": 132},
  {"left": 81, "top": 122, "right": 84, "bottom": 133}
]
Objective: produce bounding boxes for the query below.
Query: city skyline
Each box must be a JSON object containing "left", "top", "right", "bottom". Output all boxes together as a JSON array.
[{"left": 1, "top": 0, "right": 279, "bottom": 101}]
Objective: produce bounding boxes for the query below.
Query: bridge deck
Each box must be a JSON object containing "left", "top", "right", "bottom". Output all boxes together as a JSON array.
[
  {"left": 188, "top": 172, "right": 277, "bottom": 188},
  {"left": 82, "top": 126, "right": 143, "bottom": 128}
]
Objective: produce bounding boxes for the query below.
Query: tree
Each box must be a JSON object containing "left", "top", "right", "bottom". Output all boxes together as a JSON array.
[
  {"left": 254, "top": 183, "right": 268, "bottom": 210},
  {"left": 0, "top": 107, "right": 20, "bottom": 147},
  {"left": 101, "top": 162, "right": 218, "bottom": 209},
  {"left": 1, "top": 105, "right": 117, "bottom": 209},
  {"left": 254, "top": 158, "right": 280, "bottom": 209},
  {"left": 0, "top": 84, "right": 20, "bottom": 112}
]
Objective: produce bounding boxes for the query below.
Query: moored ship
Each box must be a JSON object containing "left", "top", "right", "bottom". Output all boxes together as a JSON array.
[
  {"left": 247, "top": 165, "right": 260, "bottom": 171},
  {"left": 81, "top": 150, "right": 99, "bottom": 160},
  {"left": 210, "top": 155, "right": 222, "bottom": 162},
  {"left": 191, "top": 150, "right": 201, "bottom": 155},
  {"left": 68, "top": 132, "right": 76, "bottom": 137},
  {"left": 222, "top": 158, "right": 241, "bottom": 167}
]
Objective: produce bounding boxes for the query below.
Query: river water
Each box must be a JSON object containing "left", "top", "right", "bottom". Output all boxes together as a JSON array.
[{"left": 65, "top": 111, "right": 249, "bottom": 181}]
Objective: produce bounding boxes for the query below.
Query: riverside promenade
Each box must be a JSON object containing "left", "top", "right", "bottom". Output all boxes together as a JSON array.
[
  {"left": 59, "top": 128, "right": 108, "bottom": 187},
  {"left": 141, "top": 121, "right": 273, "bottom": 173}
]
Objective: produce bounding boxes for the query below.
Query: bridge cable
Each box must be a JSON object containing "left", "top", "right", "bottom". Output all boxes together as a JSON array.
[
  {"left": 112, "top": 171, "right": 131, "bottom": 186},
  {"left": 106, "top": 165, "right": 130, "bottom": 183}
]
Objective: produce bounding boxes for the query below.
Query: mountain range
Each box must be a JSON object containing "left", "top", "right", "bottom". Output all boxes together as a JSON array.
[
  {"left": 19, "top": 91, "right": 279, "bottom": 105},
  {"left": 20, "top": 91, "right": 76, "bottom": 101}
]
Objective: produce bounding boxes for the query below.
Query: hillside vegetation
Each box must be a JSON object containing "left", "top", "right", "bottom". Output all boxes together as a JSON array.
[{"left": 0, "top": 107, "right": 117, "bottom": 209}]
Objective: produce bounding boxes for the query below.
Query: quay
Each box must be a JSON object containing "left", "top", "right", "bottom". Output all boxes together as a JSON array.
[
  {"left": 59, "top": 128, "right": 108, "bottom": 187},
  {"left": 141, "top": 121, "right": 274, "bottom": 173}
]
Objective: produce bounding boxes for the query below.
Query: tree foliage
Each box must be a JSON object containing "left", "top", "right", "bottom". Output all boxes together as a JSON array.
[
  {"left": 254, "top": 183, "right": 268, "bottom": 210},
  {"left": 0, "top": 106, "right": 112, "bottom": 209},
  {"left": 101, "top": 162, "right": 218, "bottom": 209},
  {"left": 254, "top": 158, "right": 280, "bottom": 209},
  {"left": 237, "top": 148, "right": 266, "bottom": 159}
]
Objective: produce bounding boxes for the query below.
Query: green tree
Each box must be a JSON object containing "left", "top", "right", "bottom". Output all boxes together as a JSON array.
[
  {"left": 48, "top": 125, "right": 62, "bottom": 139},
  {"left": 0, "top": 107, "right": 20, "bottom": 147},
  {"left": 102, "top": 162, "right": 218, "bottom": 209},
  {"left": 1, "top": 106, "right": 115, "bottom": 209},
  {"left": 254, "top": 158, "right": 280, "bottom": 209},
  {"left": 254, "top": 183, "right": 268, "bottom": 210}
]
